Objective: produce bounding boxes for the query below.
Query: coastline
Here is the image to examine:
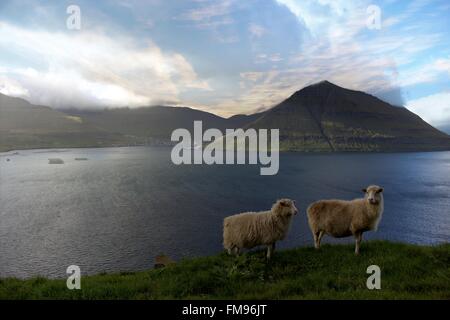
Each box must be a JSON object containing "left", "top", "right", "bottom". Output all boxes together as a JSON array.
[
  {"left": 1, "top": 241, "right": 448, "bottom": 299},
  {"left": 2, "top": 144, "right": 450, "bottom": 155}
]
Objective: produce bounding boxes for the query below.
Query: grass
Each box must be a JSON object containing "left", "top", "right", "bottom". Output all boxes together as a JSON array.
[{"left": 0, "top": 241, "right": 449, "bottom": 300}]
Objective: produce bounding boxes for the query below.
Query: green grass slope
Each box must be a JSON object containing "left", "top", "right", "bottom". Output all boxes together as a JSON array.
[
  {"left": 0, "top": 93, "right": 128, "bottom": 152},
  {"left": 1, "top": 241, "right": 449, "bottom": 300}
]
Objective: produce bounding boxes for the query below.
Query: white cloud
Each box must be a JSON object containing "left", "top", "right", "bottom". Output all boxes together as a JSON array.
[
  {"left": 254, "top": 53, "right": 283, "bottom": 64},
  {"left": 178, "top": 0, "right": 238, "bottom": 44},
  {"left": 0, "top": 76, "right": 29, "bottom": 98},
  {"left": 220, "top": 0, "right": 447, "bottom": 115},
  {"left": 397, "top": 56, "right": 450, "bottom": 88},
  {"left": 275, "top": 0, "right": 367, "bottom": 38},
  {"left": 434, "top": 58, "right": 450, "bottom": 75},
  {"left": 180, "top": 0, "right": 234, "bottom": 22},
  {"left": 1, "top": 1, "right": 448, "bottom": 121},
  {"left": 248, "top": 23, "right": 266, "bottom": 38},
  {"left": 406, "top": 92, "right": 450, "bottom": 127},
  {"left": 0, "top": 22, "right": 209, "bottom": 109},
  {"left": 231, "top": 46, "right": 410, "bottom": 114}
]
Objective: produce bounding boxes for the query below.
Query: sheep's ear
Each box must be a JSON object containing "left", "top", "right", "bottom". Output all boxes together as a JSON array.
[
  {"left": 376, "top": 188, "right": 384, "bottom": 193},
  {"left": 362, "top": 188, "right": 367, "bottom": 193},
  {"left": 279, "top": 200, "right": 289, "bottom": 207}
]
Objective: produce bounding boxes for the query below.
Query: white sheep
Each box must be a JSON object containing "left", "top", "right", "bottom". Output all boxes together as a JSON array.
[
  {"left": 306, "top": 185, "right": 384, "bottom": 255},
  {"left": 223, "top": 199, "right": 298, "bottom": 259}
]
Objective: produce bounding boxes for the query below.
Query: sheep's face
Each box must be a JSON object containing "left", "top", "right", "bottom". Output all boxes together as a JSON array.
[
  {"left": 274, "top": 199, "right": 298, "bottom": 217},
  {"left": 362, "top": 185, "right": 384, "bottom": 205}
]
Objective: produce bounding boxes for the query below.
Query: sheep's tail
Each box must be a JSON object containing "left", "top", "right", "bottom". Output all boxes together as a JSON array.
[
  {"left": 306, "top": 201, "right": 323, "bottom": 232},
  {"left": 223, "top": 218, "right": 233, "bottom": 250},
  {"left": 306, "top": 202, "right": 318, "bottom": 218}
]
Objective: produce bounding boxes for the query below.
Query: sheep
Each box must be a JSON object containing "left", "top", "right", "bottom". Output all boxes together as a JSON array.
[
  {"left": 223, "top": 199, "right": 298, "bottom": 260},
  {"left": 306, "top": 185, "right": 384, "bottom": 255}
]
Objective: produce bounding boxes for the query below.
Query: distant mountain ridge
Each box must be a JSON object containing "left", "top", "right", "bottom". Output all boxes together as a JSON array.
[
  {"left": 0, "top": 93, "right": 128, "bottom": 152},
  {"left": 1, "top": 81, "right": 450, "bottom": 152}
]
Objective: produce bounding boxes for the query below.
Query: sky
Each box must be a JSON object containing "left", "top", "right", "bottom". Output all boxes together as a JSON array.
[{"left": 0, "top": 0, "right": 449, "bottom": 130}]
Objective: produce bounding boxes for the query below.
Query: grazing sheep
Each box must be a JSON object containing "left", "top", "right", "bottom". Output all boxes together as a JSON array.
[
  {"left": 307, "top": 185, "right": 384, "bottom": 255},
  {"left": 223, "top": 199, "right": 298, "bottom": 259}
]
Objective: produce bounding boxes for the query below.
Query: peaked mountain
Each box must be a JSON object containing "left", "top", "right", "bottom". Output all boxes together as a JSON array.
[{"left": 246, "top": 81, "right": 450, "bottom": 152}]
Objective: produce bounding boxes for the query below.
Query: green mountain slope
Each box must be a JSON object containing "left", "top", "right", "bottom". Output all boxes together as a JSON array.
[
  {"left": 65, "top": 106, "right": 232, "bottom": 140},
  {"left": 0, "top": 94, "right": 127, "bottom": 152},
  {"left": 0, "top": 95, "right": 248, "bottom": 151}
]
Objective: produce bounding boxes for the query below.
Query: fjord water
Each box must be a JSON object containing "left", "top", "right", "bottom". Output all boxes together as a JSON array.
[{"left": 0, "top": 147, "right": 449, "bottom": 278}]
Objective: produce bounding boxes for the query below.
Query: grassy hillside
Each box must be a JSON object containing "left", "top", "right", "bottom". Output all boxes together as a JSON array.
[
  {"left": 1, "top": 241, "right": 448, "bottom": 300},
  {"left": 66, "top": 106, "right": 232, "bottom": 140},
  {"left": 0, "top": 93, "right": 257, "bottom": 152},
  {"left": 0, "top": 93, "right": 129, "bottom": 152}
]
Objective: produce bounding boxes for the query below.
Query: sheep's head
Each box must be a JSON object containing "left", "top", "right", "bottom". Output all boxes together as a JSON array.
[
  {"left": 273, "top": 199, "right": 298, "bottom": 217},
  {"left": 362, "top": 185, "right": 384, "bottom": 205}
]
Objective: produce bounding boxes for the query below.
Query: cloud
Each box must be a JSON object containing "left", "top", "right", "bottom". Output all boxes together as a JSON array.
[
  {"left": 248, "top": 23, "right": 266, "bottom": 38},
  {"left": 229, "top": 38, "right": 412, "bottom": 113},
  {"left": 220, "top": 0, "right": 449, "bottom": 115},
  {"left": 0, "top": 22, "right": 209, "bottom": 109},
  {"left": 237, "top": 0, "right": 408, "bottom": 109},
  {"left": 0, "top": 76, "right": 29, "bottom": 98},
  {"left": 177, "top": 0, "right": 238, "bottom": 44},
  {"left": 180, "top": 0, "right": 234, "bottom": 22},
  {"left": 406, "top": 91, "right": 450, "bottom": 127},
  {"left": 1, "top": 0, "right": 448, "bottom": 121},
  {"left": 397, "top": 56, "right": 450, "bottom": 88},
  {"left": 275, "top": 0, "right": 366, "bottom": 38},
  {"left": 434, "top": 57, "right": 450, "bottom": 75}
]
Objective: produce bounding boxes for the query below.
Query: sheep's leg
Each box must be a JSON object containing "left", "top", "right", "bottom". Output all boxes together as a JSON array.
[
  {"left": 313, "top": 232, "right": 319, "bottom": 249},
  {"left": 232, "top": 247, "right": 241, "bottom": 256},
  {"left": 354, "top": 232, "right": 362, "bottom": 255},
  {"left": 314, "top": 231, "right": 324, "bottom": 249},
  {"left": 266, "top": 243, "right": 275, "bottom": 260}
]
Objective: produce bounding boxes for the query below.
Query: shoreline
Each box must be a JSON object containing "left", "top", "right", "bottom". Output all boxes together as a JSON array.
[
  {"left": 1, "top": 241, "right": 449, "bottom": 299},
  {"left": 2, "top": 239, "right": 448, "bottom": 281},
  {"left": 2, "top": 144, "right": 450, "bottom": 156}
]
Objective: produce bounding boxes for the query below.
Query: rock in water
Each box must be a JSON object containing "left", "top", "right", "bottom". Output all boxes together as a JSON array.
[
  {"left": 154, "top": 255, "right": 175, "bottom": 269},
  {"left": 48, "top": 158, "right": 64, "bottom": 164}
]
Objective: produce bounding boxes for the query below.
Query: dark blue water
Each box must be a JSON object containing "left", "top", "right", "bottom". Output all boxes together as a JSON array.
[{"left": 0, "top": 147, "right": 449, "bottom": 278}]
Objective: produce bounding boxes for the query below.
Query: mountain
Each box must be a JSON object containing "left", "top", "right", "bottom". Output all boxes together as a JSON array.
[
  {"left": 0, "top": 93, "right": 128, "bottom": 152},
  {"left": 0, "top": 94, "right": 251, "bottom": 152},
  {"left": 226, "top": 111, "right": 267, "bottom": 128},
  {"left": 65, "top": 106, "right": 233, "bottom": 141},
  {"left": 245, "top": 81, "right": 450, "bottom": 152},
  {"left": 1, "top": 81, "right": 450, "bottom": 152}
]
